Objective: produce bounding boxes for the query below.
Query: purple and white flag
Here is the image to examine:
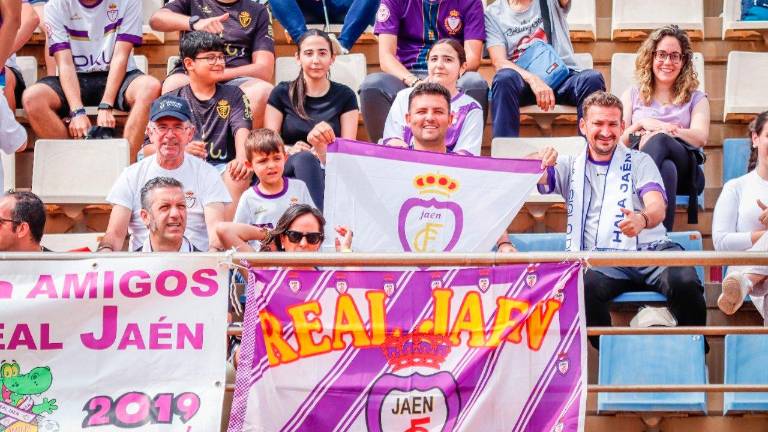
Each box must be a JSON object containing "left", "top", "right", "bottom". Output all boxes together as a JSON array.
[
  {"left": 228, "top": 262, "right": 586, "bottom": 432},
  {"left": 322, "top": 139, "right": 543, "bottom": 252}
]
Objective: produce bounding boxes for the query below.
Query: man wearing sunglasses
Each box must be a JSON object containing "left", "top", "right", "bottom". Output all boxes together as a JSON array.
[
  {"left": 100, "top": 95, "right": 231, "bottom": 252},
  {"left": 0, "top": 191, "right": 47, "bottom": 252}
]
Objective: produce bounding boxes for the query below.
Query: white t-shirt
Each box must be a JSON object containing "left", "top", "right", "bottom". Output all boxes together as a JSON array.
[
  {"left": 382, "top": 87, "right": 483, "bottom": 156},
  {"left": 712, "top": 170, "right": 768, "bottom": 251},
  {"left": 106, "top": 155, "right": 231, "bottom": 251},
  {"left": 234, "top": 177, "right": 315, "bottom": 248},
  {"left": 0, "top": 95, "right": 27, "bottom": 193},
  {"left": 44, "top": 0, "right": 142, "bottom": 73}
]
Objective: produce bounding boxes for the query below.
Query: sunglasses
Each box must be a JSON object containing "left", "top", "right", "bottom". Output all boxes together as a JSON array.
[{"left": 284, "top": 230, "right": 324, "bottom": 245}]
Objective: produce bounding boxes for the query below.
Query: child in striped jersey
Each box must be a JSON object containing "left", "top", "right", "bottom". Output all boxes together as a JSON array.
[{"left": 216, "top": 129, "right": 315, "bottom": 252}]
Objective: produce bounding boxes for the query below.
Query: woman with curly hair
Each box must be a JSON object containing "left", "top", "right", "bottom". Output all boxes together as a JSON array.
[{"left": 620, "top": 25, "right": 709, "bottom": 231}]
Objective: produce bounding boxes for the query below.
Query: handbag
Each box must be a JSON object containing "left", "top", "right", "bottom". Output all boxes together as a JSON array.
[{"left": 513, "top": 0, "right": 569, "bottom": 88}]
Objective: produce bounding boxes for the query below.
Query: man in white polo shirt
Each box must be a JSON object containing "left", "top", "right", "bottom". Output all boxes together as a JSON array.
[{"left": 99, "top": 95, "right": 231, "bottom": 252}]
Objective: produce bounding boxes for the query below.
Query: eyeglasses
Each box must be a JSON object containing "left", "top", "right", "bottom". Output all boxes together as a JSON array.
[
  {"left": 153, "top": 125, "right": 189, "bottom": 135},
  {"left": 653, "top": 50, "right": 684, "bottom": 64},
  {"left": 194, "top": 54, "right": 226, "bottom": 65},
  {"left": 0, "top": 217, "right": 19, "bottom": 227},
  {"left": 284, "top": 230, "right": 324, "bottom": 245}
]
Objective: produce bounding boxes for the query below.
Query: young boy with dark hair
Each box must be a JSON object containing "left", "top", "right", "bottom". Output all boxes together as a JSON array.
[
  {"left": 144, "top": 31, "right": 253, "bottom": 211},
  {"left": 216, "top": 128, "right": 315, "bottom": 251}
]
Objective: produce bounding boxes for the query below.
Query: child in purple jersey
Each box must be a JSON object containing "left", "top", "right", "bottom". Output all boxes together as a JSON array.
[
  {"left": 150, "top": 0, "right": 275, "bottom": 129},
  {"left": 383, "top": 38, "right": 482, "bottom": 155},
  {"left": 359, "top": 0, "right": 488, "bottom": 143},
  {"left": 21, "top": 0, "right": 162, "bottom": 157}
]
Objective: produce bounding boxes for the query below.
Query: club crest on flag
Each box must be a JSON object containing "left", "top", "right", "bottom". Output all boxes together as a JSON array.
[
  {"left": 287, "top": 272, "right": 301, "bottom": 293},
  {"left": 367, "top": 334, "right": 460, "bottom": 432},
  {"left": 334, "top": 275, "right": 348, "bottom": 294},
  {"left": 430, "top": 273, "right": 442, "bottom": 290},
  {"left": 477, "top": 268, "right": 491, "bottom": 292},
  {"left": 383, "top": 275, "right": 396, "bottom": 296},
  {"left": 557, "top": 353, "right": 569, "bottom": 375},
  {"left": 398, "top": 173, "right": 463, "bottom": 252}
]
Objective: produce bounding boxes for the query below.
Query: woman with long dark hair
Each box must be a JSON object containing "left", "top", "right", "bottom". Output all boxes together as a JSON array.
[
  {"left": 620, "top": 25, "right": 710, "bottom": 230},
  {"left": 712, "top": 111, "right": 768, "bottom": 322},
  {"left": 264, "top": 29, "right": 359, "bottom": 209}
]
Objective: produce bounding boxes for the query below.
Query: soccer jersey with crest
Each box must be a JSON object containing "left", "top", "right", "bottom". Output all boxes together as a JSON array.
[
  {"left": 169, "top": 83, "right": 252, "bottom": 164},
  {"left": 44, "top": 0, "right": 142, "bottom": 73},
  {"left": 163, "top": 0, "right": 274, "bottom": 68},
  {"left": 234, "top": 177, "right": 315, "bottom": 248}
]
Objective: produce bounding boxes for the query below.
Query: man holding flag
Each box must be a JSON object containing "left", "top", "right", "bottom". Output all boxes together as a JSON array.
[{"left": 538, "top": 91, "right": 706, "bottom": 347}]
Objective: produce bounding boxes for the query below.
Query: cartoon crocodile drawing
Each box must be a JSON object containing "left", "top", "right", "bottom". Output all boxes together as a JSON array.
[{"left": 0, "top": 361, "right": 58, "bottom": 432}]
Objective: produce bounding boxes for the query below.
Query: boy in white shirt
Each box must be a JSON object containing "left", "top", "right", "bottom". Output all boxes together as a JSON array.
[{"left": 217, "top": 128, "right": 314, "bottom": 251}]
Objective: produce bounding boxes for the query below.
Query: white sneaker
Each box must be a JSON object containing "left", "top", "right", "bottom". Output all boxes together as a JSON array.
[
  {"left": 718, "top": 271, "right": 752, "bottom": 315},
  {"left": 327, "top": 33, "right": 347, "bottom": 55},
  {"left": 630, "top": 306, "right": 677, "bottom": 328}
]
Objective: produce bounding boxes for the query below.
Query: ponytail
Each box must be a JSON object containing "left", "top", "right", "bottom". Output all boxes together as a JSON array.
[{"left": 288, "top": 69, "right": 310, "bottom": 120}]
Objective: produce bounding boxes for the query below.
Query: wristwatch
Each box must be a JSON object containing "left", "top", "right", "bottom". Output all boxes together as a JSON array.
[
  {"left": 97, "top": 102, "right": 113, "bottom": 111},
  {"left": 189, "top": 15, "right": 201, "bottom": 30},
  {"left": 69, "top": 107, "right": 87, "bottom": 118}
]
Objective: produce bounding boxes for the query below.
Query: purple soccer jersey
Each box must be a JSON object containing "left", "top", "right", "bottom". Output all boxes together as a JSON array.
[{"left": 374, "top": 0, "right": 485, "bottom": 71}]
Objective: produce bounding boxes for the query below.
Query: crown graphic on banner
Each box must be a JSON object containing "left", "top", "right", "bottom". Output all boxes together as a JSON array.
[
  {"left": 413, "top": 173, "right": 459, "bottom": 197},
  {"left": 381, "top": 333, "right": 452, "bottom": 371}
]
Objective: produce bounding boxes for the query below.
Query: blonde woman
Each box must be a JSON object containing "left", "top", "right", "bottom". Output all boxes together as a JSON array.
[{"left": 620, "top": 25, "right": 710, "bottom": 231}]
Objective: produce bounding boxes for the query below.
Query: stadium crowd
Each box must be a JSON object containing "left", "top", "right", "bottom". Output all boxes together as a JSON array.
[{"left": 0, "top": 0, "right": 767, "bottom": 335}]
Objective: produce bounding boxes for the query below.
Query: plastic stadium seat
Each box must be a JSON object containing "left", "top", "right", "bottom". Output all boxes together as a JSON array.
[
  {"left": 610, "top": 52, "right": 705, "bottom": 99},
  {"left": 134, "top": 55, "right": 148, "bottom": 74},
  {"left": 722, "top": 0, "right": 768, "bottom": 40},
  {"left": 491, "top": 137, "right": 585, "bottom": 207},
  {"left": 723, "top": 335, "right": 768, "bottom": 414},
  {"left": 142, "top": 0, "right": 164, "bottom": 42},
  {"left": 566, "top": 0, "right": 596, "bottom": 41},
  {"left": 1, "top": 152, "right": 14, "bottom": 192},
  {"left": 611, "top": 0, "right": 704, "bottom": 40},
  {"left": 724, "top": 51, "right": 768, "bottom": 122},
  {"left": 508, "top": 233, "right": 565, "bottom": 252},
  {"left": 598, "top": 335, "right": 708, "bottom": 413},
  {"left": 722, "top": 138, "right": 751, "bottom": 183},
  {"left": 667, "top": 231, "right": 705, "bottom": 283},
  {"left": 519, "top": 54, "right": 593, "bottom": 134},
  {"left": 16, "top": 56, "right": 38, "bottom": 86},
  {"left": 32, "top": 139, "right": 129, "bottom": 204},
  {"left": 41, "top": 233, "right": 104, "bottom": 252},
  {"left": 275, "top": 53, "right": 367, "bottom": 99}
]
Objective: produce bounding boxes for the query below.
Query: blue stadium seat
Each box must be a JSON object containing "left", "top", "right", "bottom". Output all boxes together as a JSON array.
[
  {"left": 508, "top": 233, "right": 565, "bottom": 252},
  {"left": 667, "top": 231, "right": 705, "bottom": 283},
  {"left": 598, "top": 335, "right": 708, "bottom": 413},
  {"left": 722, "top": 138, "right": 751, "bottom": 183},
  {"left": 723, "top": 335, "right": 768, "bottom": 414}
]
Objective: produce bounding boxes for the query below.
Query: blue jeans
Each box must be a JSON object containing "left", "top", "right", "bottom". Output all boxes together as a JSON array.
[
  {"left": 490, "top": 68, "right": 605, "bottom": 137},
  {"left": 270, "top": 0, "right": 380, "bottom": 50}
]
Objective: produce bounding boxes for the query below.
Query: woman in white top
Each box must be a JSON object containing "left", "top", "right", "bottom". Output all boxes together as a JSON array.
[
  {"left": 382, "top": 38, "right": 483, "bottom": 155},
  {"left": 712, "top": 111, "right": 768, "bottom": 321}
]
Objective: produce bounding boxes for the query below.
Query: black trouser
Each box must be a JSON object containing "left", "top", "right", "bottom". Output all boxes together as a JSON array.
[
  {"left": 284, "top": 151, "right": 325, "bottom": 211},
  {"left": 641, "top": 133, "right": 704, "bottom": 230},
  {"left": 584, "top": 266, "right": 706, "bottom": 349}
]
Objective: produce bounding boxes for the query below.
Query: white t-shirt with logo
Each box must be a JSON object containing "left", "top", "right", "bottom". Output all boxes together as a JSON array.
[
  {"left": 234, "top": 177, "right": 315, "bottom": 248},
  {"left": 44, "top": 0, "right": 142, "bottom": 73},
  {"left": 106, "top": 155, "right": 232, "bottom": 251}
]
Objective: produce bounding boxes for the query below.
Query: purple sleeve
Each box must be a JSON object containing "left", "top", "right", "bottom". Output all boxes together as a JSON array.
[
  {"left": 537, "top": 166, "right": 556, "bottom": 194},
  {"left": 163, "top": 0, "right": 192, "bottom": 15},
  {"left": 373, "top": 0, "right": 403, "bottom": 36},
  {"left": 637, "top": 182, "right": 668, "bottom": 205},
  {"left": 462, "top": 0, "right": 486, "bottom": 41},
  {"left": 251, "top": 5, "right": 275, "bottom": 53},
  {"left": 116, "top": 0, "right": 143, "bottom": 45}
]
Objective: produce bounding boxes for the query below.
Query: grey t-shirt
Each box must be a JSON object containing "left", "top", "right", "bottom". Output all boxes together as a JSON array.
[
  {"left": 541, "top": 151, "right": 668, "bottom": 249},
  {"left": 484, "top": 0, "right": 579, "bottom": 69}
]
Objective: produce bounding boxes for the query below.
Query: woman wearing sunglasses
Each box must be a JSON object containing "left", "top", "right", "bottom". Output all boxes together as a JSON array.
[
  {"left": 619, "top": 25, "right": 710, "bottom": 231},
  {"left": 218, "top": 204, "right": 352, "bottom": 254}
]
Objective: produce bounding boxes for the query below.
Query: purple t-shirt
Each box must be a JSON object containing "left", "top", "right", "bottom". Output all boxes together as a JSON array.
[
  {"left": 629, "top": 87, "right": 707, "bottom": 128},
  {"left": 164, "top": 0, "right": 274, "bottom": 68},
  {"left": 374, "top": 0, "right": 485, "bottom": 71}
]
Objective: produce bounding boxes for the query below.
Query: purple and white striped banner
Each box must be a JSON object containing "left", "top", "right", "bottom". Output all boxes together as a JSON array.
[{"left": 228, "top": 262, "right": 586, "bottom": 432}]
